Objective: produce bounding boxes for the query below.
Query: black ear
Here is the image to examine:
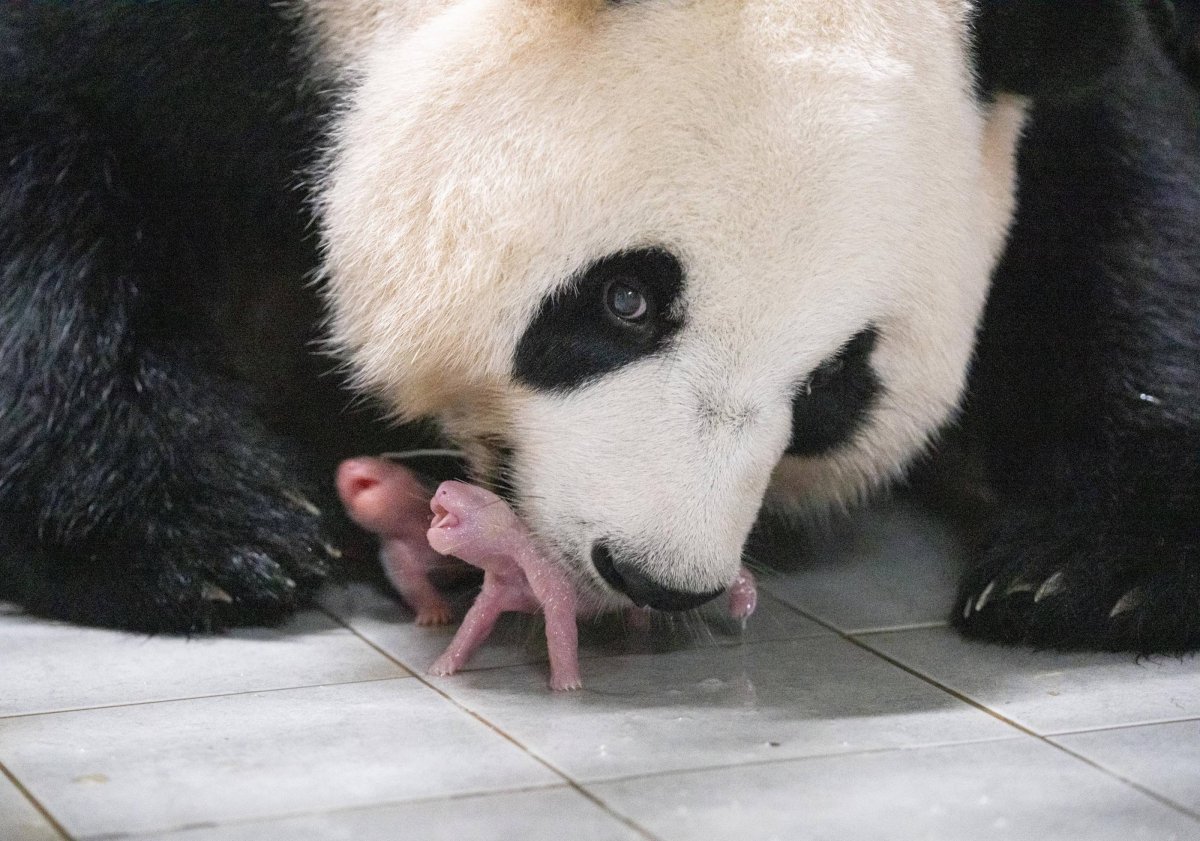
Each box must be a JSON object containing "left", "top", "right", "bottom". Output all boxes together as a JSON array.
[{"left": 972, "top": 1, "right": 1140, "bottom": 99}]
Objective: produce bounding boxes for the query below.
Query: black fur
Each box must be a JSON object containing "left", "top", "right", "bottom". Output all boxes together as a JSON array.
[
  {"left": 0, "top": 2, "right": 406, "bottom": 632},
  {"left": 1, "top": 1, "right": 1197, "bottom": 655},
  {"left": 786, "top": 327, "right": 881, "bottom": 457},
  {"left": 955, "top": 8, "right": 1200, "bottom": 652},
  {"left": 513, "top": 248, "right": 687, "bottom": 392},
  {"left": 971, "top": 1, "right": 1138, "bottom": 99}
]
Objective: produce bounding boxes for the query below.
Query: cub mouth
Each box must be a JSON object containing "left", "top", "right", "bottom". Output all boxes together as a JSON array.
[{"left": 429, "top": 497, "right": 460, "bottom": 531}]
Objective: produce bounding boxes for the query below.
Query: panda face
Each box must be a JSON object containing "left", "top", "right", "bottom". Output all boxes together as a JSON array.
[{"left": 319, "top": 0, "right": 1026, "bottom": 609}]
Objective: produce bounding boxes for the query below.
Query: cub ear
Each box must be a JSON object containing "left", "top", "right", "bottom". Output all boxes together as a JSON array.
[{"left": 972, "top": 1, "right": 1140, "bottom": 98}]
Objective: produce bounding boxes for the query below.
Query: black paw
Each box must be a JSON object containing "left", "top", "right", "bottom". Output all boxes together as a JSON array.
[
  {"left": 1, "top": 474, "right": 337, "bottom": 634},
  {"left": 954, "top": 509, "right": 1200, "bottom": 654},
  {"left": 133, "top": 485, "right": 335, "bottom": 633}
]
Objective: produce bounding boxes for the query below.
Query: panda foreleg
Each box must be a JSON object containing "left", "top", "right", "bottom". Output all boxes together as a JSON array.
[
  {"left": 953, "top": 67, "right": 1200, "bottom": 653},
  {"left": 0, "top": 110, "right": 331, "bottom": 632},
  {"left": 954, "top": 289, "right": 1200, "bottom": 652},
  {"left": 954, "top": 430, "right": 1200, "bottom": 654},
  {"left": 952, "top": 12, "right": 1200, "bottom": 653}
]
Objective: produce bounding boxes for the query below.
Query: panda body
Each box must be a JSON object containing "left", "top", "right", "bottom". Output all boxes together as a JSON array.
[
  {"left": 958, "top": 11, "right": 1200, "bottom": 649},
  {"left": 0, "top": 1, "right": 1196, "bottom": 650}
]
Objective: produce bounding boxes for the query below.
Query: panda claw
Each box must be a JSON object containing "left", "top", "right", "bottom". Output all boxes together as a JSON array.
[
  {"left": 282, "top": 489, "right": 322, "bottom": 517},
  {"left": 962, "top": 596, "right": 975, "bottom": 620},
  {"left": 1109, "top": 588, "right": 1146, "bottom": 619},
  {"left": 975, "top": 580, "right": 997, "bottom": 612},
  {"left": 1033, "top": 571, "right": 1065, "bottom": 603},
  {"left": 201, "top": 582, "right": 234, "bottom": 604},
  {"left": 1004, "top": 579, "right": 1037, "bottom": 597}
]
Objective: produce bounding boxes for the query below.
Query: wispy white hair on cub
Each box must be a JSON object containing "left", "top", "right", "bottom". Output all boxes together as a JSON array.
[{"left": 317, "top": 0, "right": 1025, "bottom": 609}]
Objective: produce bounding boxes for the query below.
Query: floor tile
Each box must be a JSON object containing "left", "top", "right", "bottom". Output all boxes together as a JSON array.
[
  {"left": 590, "top": 739, "right": 1200, "bottom": 841},
  {"left": 0, "top": 679, "right": 559, "bottom": 839},
  {"left": 154, "top": 787, "right": 646, "bottom": 841},
  {"left": 866, "top": 627, "right": 1200, "bottom": 733},
  {"left": 576, "top": 591, "right": 827, "bottom": 656},
  {"left": 1054, "top": 720, "right": 1200, "bottom": 816},
  {"left": 428, "top": 635, "right": 1015, "bottom": 782},
  {"left": 759, "top": 501, "right": 965, "bottom": 633},
  {"left": 319, "top": 582, "right": 541, "bottom": 674},
  {"left": 0, "top": 611, "right": 407, "bottom": 717},
  {"left": 0, "top": 772, "right": 61, "bottom": 841},
  {"left": 321, "top": 581, "right": 826, "bottom": 679}
]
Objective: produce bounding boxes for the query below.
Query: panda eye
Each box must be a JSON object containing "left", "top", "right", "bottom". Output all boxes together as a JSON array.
[
  {"left": 513, "top": 247, "right": 686, "bottom": 392},
  {"left": 604, "top": 278, "right": 650, "bottom": 322}
]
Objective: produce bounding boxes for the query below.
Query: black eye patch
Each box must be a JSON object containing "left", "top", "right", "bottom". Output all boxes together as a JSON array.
[
  {"left": 513, "top": 248, "right": 686, "bottom": 392},
  {"left": 786, "top": 326, "right": 882, "bottom": 457}
]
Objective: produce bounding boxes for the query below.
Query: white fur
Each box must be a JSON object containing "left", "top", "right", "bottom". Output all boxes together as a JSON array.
[{"left": 314, "top": 0, "right": 1024, "bottom": 604}]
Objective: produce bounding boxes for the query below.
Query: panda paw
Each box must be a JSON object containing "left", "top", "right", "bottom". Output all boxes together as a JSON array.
[
  {"left": 11, "top": 481, "right": 337, "bottom": 635},
  {"left": 954, "top": 511, "right": 1200, "bottom": 654},
  {"left": 135, "top": 487, "right": 335, "bottom": 633}
]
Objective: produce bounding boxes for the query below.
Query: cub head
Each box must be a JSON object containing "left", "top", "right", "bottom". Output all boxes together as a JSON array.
[{"left": 315, "top": 0, "right": 1133, "bottom": 611}]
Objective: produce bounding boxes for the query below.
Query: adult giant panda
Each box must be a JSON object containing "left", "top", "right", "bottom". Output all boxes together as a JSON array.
[{"left": 1, "top": 1, "right": 1196, "bottom": 652}]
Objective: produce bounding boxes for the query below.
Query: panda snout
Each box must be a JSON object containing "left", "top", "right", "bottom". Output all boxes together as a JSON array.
[{"left": 590, "top": 542, "right": 724, "bottom": 611}]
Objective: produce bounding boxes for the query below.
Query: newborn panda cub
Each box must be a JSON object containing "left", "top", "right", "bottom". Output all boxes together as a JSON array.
[{"left": 337, "top": 457, "right": 757, "bottom": 690}]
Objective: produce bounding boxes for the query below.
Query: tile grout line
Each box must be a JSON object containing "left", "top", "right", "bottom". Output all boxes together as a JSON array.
[
  {"left": 321, "top": 593, "right": 830, "bottom": 673},
  {"left": 782, "top": 607, "right": 1195, "bottom": 825},
  {"left": 0, "top": 675, "right": 411, "bottom": 721},
  {"left": 328, "top": 597, "right": 1200, "bottom": 825},
  {"left": 794, "top": 605, "right": 1200, "bottom": 823},
  {"left": 549, "top": 738, "right": 1021, "bottom": 791},
  {"left": 99, "top": 783, "right": 577, "bottom": 840},
  {"left": 1031, "top": 744, "right": 1200, "bottom": 823},
  {"left": 0, "top": 759, "right": 73, "bottom": 841},
  {"left": 836, "top": 626, "right": 1200, "bottom": 824},
  {"left": 318, "top": 606, "right": 664, "bottom": 841},
  {"left": 8, "top": 597, "right": 1195, "bottom": 833},
  {"left": 850, "top": 621, "right": 950, "bottom": 635},
  {"left": 326, "top": 597, "right": 1200, "bottom": 825},
  {"left": 715, "top": 596, "right": 1200, "bottom": 821},
  {"left": 1045, "top": 715, "right": 1200, "bottom": 738}
]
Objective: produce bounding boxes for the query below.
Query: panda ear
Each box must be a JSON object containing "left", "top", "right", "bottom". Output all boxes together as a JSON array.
[{"left": 972, "top": 1, "right": 1139, "bottom": 98}]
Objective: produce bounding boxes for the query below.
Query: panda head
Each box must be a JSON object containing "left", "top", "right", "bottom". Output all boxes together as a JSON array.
[{"left": 316, "top": 0, "right": 1129, "bottom": 611}]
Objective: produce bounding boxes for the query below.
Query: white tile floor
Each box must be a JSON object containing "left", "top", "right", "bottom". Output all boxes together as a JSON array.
[{"left": 2, "top": 500, "right": 1198, "bottom": 841}]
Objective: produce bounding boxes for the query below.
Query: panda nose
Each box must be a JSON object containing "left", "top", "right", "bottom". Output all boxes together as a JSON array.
[{"left": 590, "top": 543, "right": 724, "bottom": 611}]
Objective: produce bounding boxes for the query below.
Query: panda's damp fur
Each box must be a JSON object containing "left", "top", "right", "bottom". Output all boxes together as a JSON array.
[{"left": 0, "top": 1, "right": 1197, "bottom": 650}]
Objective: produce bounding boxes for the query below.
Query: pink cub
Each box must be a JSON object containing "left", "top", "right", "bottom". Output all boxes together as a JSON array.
[
  {"left": 335, "top": 458, "right": 454, "bottom": 626},
  {"left": 426, "top": 481, "right": 583, "bottom": 691}
]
